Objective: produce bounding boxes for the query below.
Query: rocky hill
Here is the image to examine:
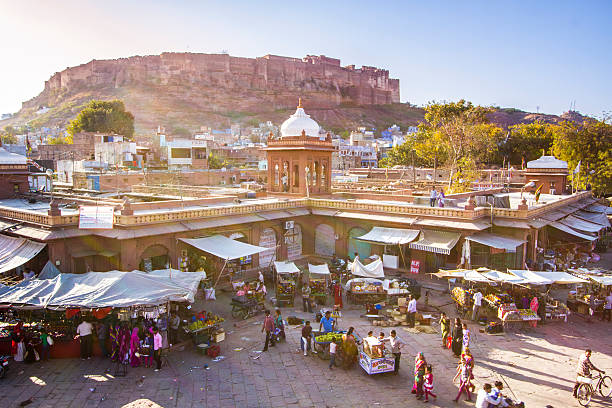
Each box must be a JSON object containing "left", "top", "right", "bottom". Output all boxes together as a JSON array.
[{"left": 1, "top": 52, "right": 585, "bottom": 135}]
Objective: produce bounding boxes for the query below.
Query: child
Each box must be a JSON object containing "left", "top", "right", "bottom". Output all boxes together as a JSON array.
[
  {"left": 329, "top": 341, "right": 337, "bottom": 369},
  {"left": 423, "top": 364, "right": 437, "bottom": 402},
  {"left": 141, "top": 331, "right": 153, "bottom": 367},
  {"left": 454, "top": 359, "right": 472, "bottom": 402}
]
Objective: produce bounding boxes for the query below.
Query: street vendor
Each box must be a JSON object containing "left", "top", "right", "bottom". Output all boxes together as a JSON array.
[{"left": 319, "top": 311, "right": 335, "bottom": 333}]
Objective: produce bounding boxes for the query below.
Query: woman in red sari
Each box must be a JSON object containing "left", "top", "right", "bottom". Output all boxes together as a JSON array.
[
  {"left": 10, "top": 322, "right": 23, "bottom": 356},
  {"left": 333, "top": 282, "right": 343, "bottom": 309}
]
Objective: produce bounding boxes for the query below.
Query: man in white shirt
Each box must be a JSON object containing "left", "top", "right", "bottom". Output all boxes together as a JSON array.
[
  {"left": 475, "top": 383, "right": 501, "bottom": 408},
  {"left": 407, "top": 295, "right": 417, "bottom": 328},
  {"left": 472, "top": 290, "right": 483, "bottom": 321},
  {"left": 382, "top": 329, "right": 405, "bottom": 375},
  {"left": 75, "top": 319, "right": 93, "bottom": 359},
  {"left": 603, "top": 292, "right": 612, "bottom": 322}
]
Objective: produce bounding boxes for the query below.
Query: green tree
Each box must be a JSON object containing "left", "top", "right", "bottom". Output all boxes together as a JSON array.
[
  {"left": 499, "top": 121, "right": 556, "bottom": 165},
  {"left": 67, "top": 100, "right": 134, "bottom": 139},
  {"left": 207, "top": 153, "right": 229, "bottom": 169},
  {"left": 552, "top": 119, "right": 612, "bottom": 196}
]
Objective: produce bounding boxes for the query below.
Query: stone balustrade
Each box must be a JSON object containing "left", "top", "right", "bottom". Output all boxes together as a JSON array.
[{"left": 0, "top": 191, "right": 594, "bottom": 229}]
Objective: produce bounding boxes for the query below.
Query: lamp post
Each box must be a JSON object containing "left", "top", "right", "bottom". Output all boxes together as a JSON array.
[{"left": 45, "top": 168, "right": 54, "bottom": 201}]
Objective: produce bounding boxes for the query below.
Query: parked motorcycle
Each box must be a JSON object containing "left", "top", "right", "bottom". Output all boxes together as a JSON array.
[{"left": 0, "top": 355, "right": 10, "bottom": 379}]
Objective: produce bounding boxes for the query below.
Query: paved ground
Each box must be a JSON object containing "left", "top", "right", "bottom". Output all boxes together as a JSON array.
[{"left": 1, "top": 273, "right": 611, "bottom": 408}]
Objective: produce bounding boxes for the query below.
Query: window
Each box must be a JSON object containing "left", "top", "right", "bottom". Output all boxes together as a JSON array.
[{"left": 170, "top": 148, "right": 191, "bottom": 159}]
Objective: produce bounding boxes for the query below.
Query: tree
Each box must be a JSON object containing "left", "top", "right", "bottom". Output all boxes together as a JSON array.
[
  {"left": 552, "top": 119, "right": 612, "bottom": 196},
  {"left": 67, "top": 100, "right": 134, "bottom": 139},
  {"left": 499, "top": 121, "right": 556, "bottom": 165},
  {"left": 207, "top": 153, "right": 229, "bottom": 169}
]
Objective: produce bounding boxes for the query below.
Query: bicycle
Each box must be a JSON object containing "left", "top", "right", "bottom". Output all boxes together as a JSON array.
[{"left": 576, "top": 371, "right": 612, "bottom": 406}]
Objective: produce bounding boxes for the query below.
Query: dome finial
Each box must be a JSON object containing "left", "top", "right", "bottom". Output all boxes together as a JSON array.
[{"left": 298, "top": 97, "right": 303, "bottom": 109}]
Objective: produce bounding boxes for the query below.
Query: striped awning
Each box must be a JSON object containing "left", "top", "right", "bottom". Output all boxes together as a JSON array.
[
  {"left": 0, "top": 234, "right": 47, "bottom": 274},
  {"left": 409, "top": 230, "right": 461, "bottom": 255}
]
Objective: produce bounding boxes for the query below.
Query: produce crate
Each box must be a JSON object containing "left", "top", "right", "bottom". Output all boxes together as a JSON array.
[{"left": 213, "top": 329, "right": 225, "bottom": 343}]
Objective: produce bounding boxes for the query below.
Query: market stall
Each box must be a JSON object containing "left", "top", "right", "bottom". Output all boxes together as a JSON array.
[
  {"left": 0, "top": 269, "right": 206, "bottom": 358},
  {"left": 308, "top": 263, "right": 331, "bottom": 305},
  {"left": 344, "top": 278, "right": 385, "bottom": 304},
  {"left": 274, "top": 261, "right": 300, "bottom": 307},
  {"left": 354, "top": 227, "right": 419, "bottom": 270}
]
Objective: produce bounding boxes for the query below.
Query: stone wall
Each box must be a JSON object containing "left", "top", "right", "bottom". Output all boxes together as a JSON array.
[{"left": 37, "top": 53, "right": 400, "bottom": 108}]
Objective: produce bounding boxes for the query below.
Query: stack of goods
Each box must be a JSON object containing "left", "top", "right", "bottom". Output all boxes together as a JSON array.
[
  {"left": 187, "top": 311, "right": 224, "bottom": 332},
  {"left": 315, "top": 332, "right": 343, "bottom": 343},
  {"left": 363, "top": 337, "right": 385, "bottom": 358},
  {"left": 517, "top": 309, "right": 539, "bottom": 321},
  {"left": 498, "top": 303, "right": 520, "bottom": 321},
  {"left": 351, "top": 281, "right": 383, "bottom": 294},
  {"left": 484, "top": 293, "right": 513, "bottom": 308},
  {"left": 387, "top": 280, "right": 411, "bottom": 295},
  {"left": 276, "top": 280, "right": 295, "bottom": 295},
  {"left": 309, "top": 280, "right": 326, "bottom": 295},
  {"left": 484, "top": 321, "right": 503, "bottom": 334},
  {"left": 451, "top": 287, "right": 472, "bottom": 306}
]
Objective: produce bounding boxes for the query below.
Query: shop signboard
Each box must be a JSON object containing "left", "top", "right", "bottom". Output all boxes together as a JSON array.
[
  {"left": 79, "top": 206, "right": 114, "bottom": 229},
  {"left": 359, "top": 351, "right": 395, "bottom": 375},
  {"left": 410, "top": 260, "right": 420, "bottom": 274}
]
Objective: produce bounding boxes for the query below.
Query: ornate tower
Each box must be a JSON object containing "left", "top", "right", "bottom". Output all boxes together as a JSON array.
[{"left": 265, "top": 99, "right": 334, "bottom": 196}]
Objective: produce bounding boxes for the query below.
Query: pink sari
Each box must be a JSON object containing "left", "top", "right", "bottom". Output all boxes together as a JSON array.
[
  {"left": 530, "top": 297, "right": 539, "bottom": 327},
  {"left": 129, "top": 328, "right": 141, "bottom": 367}
]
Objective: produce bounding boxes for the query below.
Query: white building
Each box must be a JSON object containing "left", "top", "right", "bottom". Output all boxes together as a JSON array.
[{"left": 95, "top": 141, "right": 137, "bottom": 168}]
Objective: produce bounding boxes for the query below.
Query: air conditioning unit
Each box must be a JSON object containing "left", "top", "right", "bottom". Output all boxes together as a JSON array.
[{"left": 285, "top": 220, "right": 294, "bottom": 230}]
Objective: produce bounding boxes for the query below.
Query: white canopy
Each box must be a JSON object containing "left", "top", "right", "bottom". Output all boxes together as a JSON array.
[
  {"left": 550, "top": 222, "right": 597, "bottom": 241},
  {"left": 274, "top": 261, "right": 300, "bottom": 274},
  {"left": 409, "top": 230, "right": 461, "bottom": 255},
  {"left": 180, "top": 235, "right": 269, "bottom": 260},
  {"left": 587, "top": 204, "right": 612, "bottom": 215},
  {"left": 466, "top": 232, "right": 525, "bottom": 251},
  {"left": 0, "top": 269, "right": 206, "bottom": 308},
  {"left": 589, "top": 275, "right": 612, "bottom": 286},
  {"left": 38, "top": 260, "right": 61, "bottom": 280},
  {"left": 529, "top": 271, "right": 589, "bottom": 284},
  {"left": 463, "top": 270, "right": 494, "bottom": 283},
  {"left": 308, "top": 263, "right": 331, "bottom": 275},
  {"left": 432, "top": 269, "right": 471, "bottom": 279},
  {"left": 508, "top": 270, "right": 554, "bottom": 285},
  {"left": 348, "top": 258, "right": 385, "bottom": 278},
  {"left": 560, "top": 215, "right": 605, "bottom": 233},
  {"left": 575, "top": 211, "right": 611, "bottom": 228},
  {"left": 354, "top": 227, "right": 419, "bottom": 245},
  {"left": 482, "top": 270, "right": 526, "bottom": 284},
  {"left": 0, "top": 234, "right": 47, "bottom": 274}
]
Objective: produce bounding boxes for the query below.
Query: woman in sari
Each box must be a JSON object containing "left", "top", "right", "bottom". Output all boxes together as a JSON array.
[
  {"left": 412, "top": 352, "right": 427, "bottom": 400},
  {"left": 333, "top": 282, "right": 343, "bottom": 309},
  {"left": 10, "top": 322, "right": 23, "bottom": 357},
  {"left": 451, "top": 318, "right": 463, "bottom": 357},
  {"left": 109, "top": 324, "right": 119, "bottom": 361},
  {"left": 119, "top": 325, "right": 131, "bottom": 364},
  {"left": 129, "top": 327, "right": 141, "bottom": 367},
  {"left": 341, "top": 327, "right": 358, "bottom": 368},
  {"left": 530, "top": 296, "right": 539, "bottom": 327}
]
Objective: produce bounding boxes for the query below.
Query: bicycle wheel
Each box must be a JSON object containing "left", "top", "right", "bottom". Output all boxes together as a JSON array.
[
  {"left": 577, "top": 383, "right": 592, "bottom": 407},
  {"left": 599, "top": 375, "right": 612, "bottom": 398}
]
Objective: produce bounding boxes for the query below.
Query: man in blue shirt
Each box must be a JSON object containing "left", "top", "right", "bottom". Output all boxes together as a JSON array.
[{"left": 319, "top": 311, "right": 335, "bottom": 333}]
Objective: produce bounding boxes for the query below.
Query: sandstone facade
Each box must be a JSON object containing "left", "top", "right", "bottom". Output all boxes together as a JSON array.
[{"left": 30, "top": 53, "right": 399, "bottom": 109}]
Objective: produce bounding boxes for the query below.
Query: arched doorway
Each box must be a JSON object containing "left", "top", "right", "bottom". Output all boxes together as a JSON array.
[
  {"left": 139, "top": 244, "right": 170, "bottom": 272},
  {"left": 286, "top": 223, "right": 303, "bottom": 261},
  {"left": 315, "top": 223, "right": 335, "bottom": 257},
  {"left": 348, "top": 227, "right": 371, "bottom": 260},
  {"left": 258, "top": 228, "right": 277, "bottom": 267}
]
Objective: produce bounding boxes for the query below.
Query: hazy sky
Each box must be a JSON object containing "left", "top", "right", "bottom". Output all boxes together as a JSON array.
[{"left": 1, "top": 0, "right": 610, "bottom": 117}]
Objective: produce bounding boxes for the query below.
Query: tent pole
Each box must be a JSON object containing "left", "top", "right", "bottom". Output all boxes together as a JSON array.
[
  {"left": 399, "top": 244, "right": 407, "bottom": 273},
  {"left": 213, "top": 259, "right": 229, "bottom": 289}
]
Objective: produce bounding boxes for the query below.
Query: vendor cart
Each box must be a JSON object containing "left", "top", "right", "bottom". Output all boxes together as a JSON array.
[
  {"left": 230, "top": 295, "right": 264, "bottom": 320},
  {"left": 274, "top": 261, "right": 300, "bottom": 308},
  {"left": 308, "top": 263, "right": 331, "bottom": 305},
  {"left": 345, "top": 278, "right": 386, "bottom": 304},
  {"left": 359, "top": 336, "right": 395, "bottom": 375},
  {"left": 451, "top": 286, "right": 474, "bottom": 319}
]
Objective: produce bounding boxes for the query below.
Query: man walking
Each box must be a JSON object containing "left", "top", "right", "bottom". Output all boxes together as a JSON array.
[
  {"left": 407, "top": 295, "right": 417, "bottom": 328},
  {"left": 153, "top": 327, "right": 163, "bottom": 371},
  {"left": 383, "top": 330, "right": 405, "bottom": 374},
  {"left": 75, "top": 318, "right": 93, "bottom": 359},
  {"left": 302, "top": 283, "right": 312, "bottom": 313},
  {"left": 96, "top": 320, "right": 108, "bottom": 358},
  {"left": 429, "top": 187, "right": 437, "bottom": 207},
  {"left": 440, "top": 312, "right": 451, "bottom": 348},
  {"left": 262, "top": 310, "right": 275, "bottom": 351},
  {"left": 603, "top": 291, "right": 612, "bottom": 322},
  {"left": 472, "top": 290, "right": 483, "bottom": 321}
]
